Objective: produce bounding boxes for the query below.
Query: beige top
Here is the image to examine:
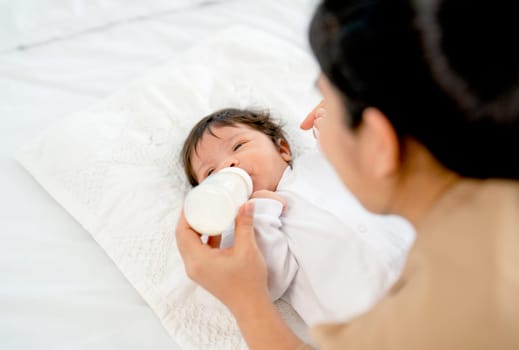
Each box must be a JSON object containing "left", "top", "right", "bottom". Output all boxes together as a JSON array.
[{"left": 311, "top": 179, "right": 519, "bottom": 349}]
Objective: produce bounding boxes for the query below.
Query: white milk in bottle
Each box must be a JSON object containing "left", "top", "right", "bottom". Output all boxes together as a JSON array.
[{"left": 183, "top": 167, "right": 253, "bottom": 236}]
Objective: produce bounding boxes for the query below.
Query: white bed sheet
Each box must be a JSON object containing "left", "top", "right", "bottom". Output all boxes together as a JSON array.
[{"left": 0, "top": 1, "right": 319, "bottom": 349}]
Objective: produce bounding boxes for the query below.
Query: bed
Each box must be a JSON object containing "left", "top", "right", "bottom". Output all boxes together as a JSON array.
[{"left": 0, "top": 1, "right": 321, "bottom": 349}]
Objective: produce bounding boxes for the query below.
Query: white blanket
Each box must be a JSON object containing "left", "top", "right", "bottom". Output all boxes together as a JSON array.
[{"left": 17, "top": 26, "right": 321, "bottom": 349}]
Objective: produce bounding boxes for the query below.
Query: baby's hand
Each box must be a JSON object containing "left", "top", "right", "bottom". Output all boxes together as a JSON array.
[{"left": 251, "top": 190, "right": 287, "bottom": 211}]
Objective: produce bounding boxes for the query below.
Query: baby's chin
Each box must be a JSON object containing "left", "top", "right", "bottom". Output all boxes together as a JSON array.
[
  {"left": 251, "top": 173, "right": 286, "bottom": 193},
  {"left": 251, "top": 183, "right": 277, "bottom": 194}
]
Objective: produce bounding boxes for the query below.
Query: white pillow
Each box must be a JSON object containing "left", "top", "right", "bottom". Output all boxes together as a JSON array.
[{"left": 17, "top": 26, "right": 321, "bottom": 349}]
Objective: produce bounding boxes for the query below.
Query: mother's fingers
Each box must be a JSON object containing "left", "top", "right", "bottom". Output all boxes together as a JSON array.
[
  {"left": 300, "top": 100, "right": 326, "bottom": 130},
  {"left": 233, "top": 201, "right": 257, "bottom": 249},
  {"left": 175, "top": 210, "right": 206, "bottom": 258}
]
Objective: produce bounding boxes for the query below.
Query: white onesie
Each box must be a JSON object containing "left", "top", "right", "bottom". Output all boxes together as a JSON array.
[{"left": 222, "top": 151, "right": 415, "bottom": 326}]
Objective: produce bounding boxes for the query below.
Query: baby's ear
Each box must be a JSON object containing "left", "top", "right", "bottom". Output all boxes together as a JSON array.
[{"left": 277, "top": 139, "right": 292, "bottom": 162}]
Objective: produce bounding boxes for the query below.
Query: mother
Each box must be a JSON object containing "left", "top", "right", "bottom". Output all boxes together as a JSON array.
[{"left": 176, "top": 0, "right": 519, "bottom": 348}]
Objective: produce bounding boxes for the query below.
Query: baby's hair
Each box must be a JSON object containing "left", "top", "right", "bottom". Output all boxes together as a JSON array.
[{"left": 181, "top": 108, "right": 289, "bottom": 186}]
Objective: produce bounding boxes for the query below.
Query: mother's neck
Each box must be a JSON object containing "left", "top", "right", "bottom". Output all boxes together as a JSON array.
[{"left": 389, "top": 138, "right": 460, "bottom": 229}]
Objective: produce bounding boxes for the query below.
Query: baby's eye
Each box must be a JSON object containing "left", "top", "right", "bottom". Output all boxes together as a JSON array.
[
  {"left": 233, "top": 142, "right": 244, "bottom": 151},
  {"left": 207, "top": 169, "right": 214, "bottom": 177}
]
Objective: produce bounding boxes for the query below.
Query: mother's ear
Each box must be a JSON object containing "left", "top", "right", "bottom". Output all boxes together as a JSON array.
[{"left": 358, "top": 107, "right": 400, "bottom": 178}]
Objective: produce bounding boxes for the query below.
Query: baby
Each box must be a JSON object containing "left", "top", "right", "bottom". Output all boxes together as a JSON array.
[{"left": 181, "top": 108, "right": 414, "bottom": 326}]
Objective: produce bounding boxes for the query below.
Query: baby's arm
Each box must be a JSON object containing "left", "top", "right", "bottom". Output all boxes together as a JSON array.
[{"left": 250, "top": 191, "right": 298, "bottom": 301}]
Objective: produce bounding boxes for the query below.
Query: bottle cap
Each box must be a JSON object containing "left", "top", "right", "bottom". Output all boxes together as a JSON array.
[{"left": 217, "top": 167, "right": 253, "bottom": 197}]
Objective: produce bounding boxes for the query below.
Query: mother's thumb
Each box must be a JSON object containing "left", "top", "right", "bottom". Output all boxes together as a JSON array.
[{"left": 234, "top": 200, "right": 255, "bottom": 247}]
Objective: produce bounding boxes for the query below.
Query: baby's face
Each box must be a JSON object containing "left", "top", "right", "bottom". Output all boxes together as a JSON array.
[{"left": 190, "top": 124, "right": 291, "bottom": 192}]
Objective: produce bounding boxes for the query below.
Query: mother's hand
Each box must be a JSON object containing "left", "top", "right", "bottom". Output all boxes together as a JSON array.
[
  {"left": 300, "top": 99, "right": 326, "bottom": 131},
  {"left": 177, "top": 201, "right": 308, "bottom": 349},
  {"left": 175, "top": 201, "right": 270, "bottom": 313}
]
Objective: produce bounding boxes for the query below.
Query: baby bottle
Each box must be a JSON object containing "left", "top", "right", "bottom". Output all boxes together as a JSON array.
[{"left": 183, "top": 167, "right": 253, "bottom": 236}]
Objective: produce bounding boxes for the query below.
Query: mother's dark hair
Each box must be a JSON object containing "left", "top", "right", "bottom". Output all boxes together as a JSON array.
[{"left": 309, "top": 0, "right": 519, "bottom": 179}]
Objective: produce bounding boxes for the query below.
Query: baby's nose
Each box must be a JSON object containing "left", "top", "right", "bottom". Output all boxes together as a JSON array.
[{"left": 226, "top": 158, "right": 239, "bottom": 168}]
